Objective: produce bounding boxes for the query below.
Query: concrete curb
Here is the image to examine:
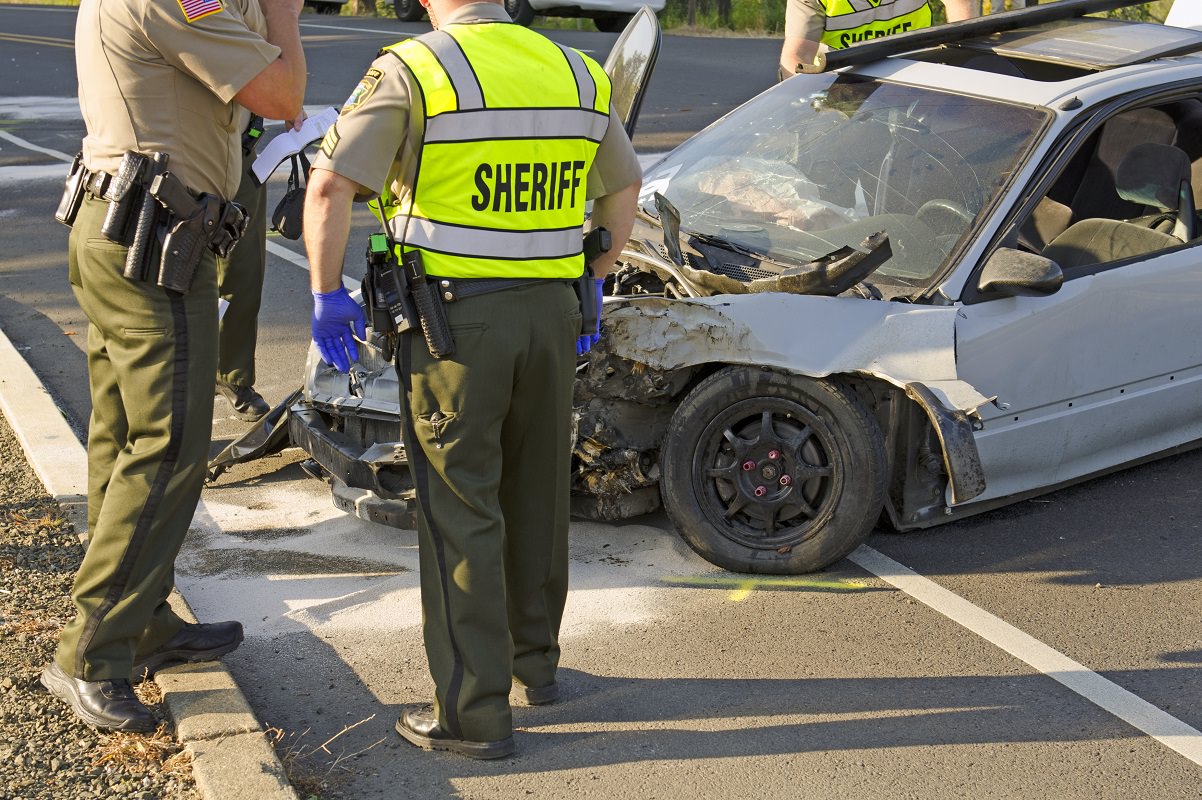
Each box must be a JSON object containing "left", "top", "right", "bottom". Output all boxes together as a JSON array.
[{"left": 0, "top": 322, "right": 298, "bottom": 800}]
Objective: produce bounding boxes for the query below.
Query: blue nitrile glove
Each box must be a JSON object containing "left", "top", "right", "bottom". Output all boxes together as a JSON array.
[
  {"left": 311, "top": 286, "right": 366, "bottom": 373},
  {"left": 576, "top": 277, "right": 606, "bottom": 356}
]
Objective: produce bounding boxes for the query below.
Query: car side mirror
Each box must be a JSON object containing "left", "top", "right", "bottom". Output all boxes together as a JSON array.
[{"left": 976, "top": 247, "right": 1063, "bottom": 299}]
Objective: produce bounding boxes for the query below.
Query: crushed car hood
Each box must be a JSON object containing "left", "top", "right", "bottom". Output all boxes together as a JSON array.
[{"left": 602, "top": 293, "right": 993, "bottom": 414}]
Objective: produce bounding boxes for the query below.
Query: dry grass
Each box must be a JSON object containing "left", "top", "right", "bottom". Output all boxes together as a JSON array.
[
  {"left": 266, "top": 716, "right": 385, "bottom": 799},
  {"left": 0, "top": 506, "right": 69, "bottom": 531},
  {"left": 93, "top": 724, "right": 192, "bottom": 777}
]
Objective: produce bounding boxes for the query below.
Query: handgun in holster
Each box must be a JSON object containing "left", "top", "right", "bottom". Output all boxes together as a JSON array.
[
  {"left": 122, "top": 152, "right": 170, "bottom": 283},
  {"left": 54, "top": 152, "right": 87, "bottom": 227},
  {"left": 362, "top": 232, "right": 417, "bottom": 336},
  {"left": 402, "top": 249, "right": 455, "bottom": 359},
  {"left": 149, "top": 169, "right": 222, "bottom": 294},
  {"left": 99, "top": 151, "right": 150, "bottom": 245},
  {"left": 575, "top": 226, "right": 612, "bottom": 336}
]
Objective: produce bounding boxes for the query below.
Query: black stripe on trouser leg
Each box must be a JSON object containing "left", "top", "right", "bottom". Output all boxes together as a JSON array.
[
  {"left": 398, "top": 337, "right": 466, "bottom": 739},
  {"left": 74, "top": 293, "right": 190, "bottom": 677}
]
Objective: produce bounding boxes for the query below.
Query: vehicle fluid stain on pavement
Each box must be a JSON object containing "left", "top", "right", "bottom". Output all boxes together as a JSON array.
[{"left": 177, "top": 547, "right": 407, "bottom": 578}]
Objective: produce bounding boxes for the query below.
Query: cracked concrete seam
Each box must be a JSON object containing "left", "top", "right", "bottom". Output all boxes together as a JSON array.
[{"left": 0, "top": 322, "right": 299, "bottom": 800}]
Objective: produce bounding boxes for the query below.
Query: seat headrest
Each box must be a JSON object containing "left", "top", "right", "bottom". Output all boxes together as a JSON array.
[{"left": 1116, "top": 143, "right": 1192, "bottom": 211}]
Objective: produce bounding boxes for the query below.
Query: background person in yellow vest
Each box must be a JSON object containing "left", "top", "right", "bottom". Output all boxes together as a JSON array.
[
  {"left": 41, "top": 0, "right": 306, "bottom": 733},
  {"left": 780, "top": 0, "right": 977, "bottom": 79},
  {"left": 303, "top": 0, "right": 641, "bottom": 759}
]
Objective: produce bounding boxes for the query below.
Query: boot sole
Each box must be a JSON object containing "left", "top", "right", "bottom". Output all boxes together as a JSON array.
[
  {"left": 40, "top": 665, "right": 157, "bottom": 733},
  {"left": 394, "top": 718, "right": 515, "bottom": 759}
]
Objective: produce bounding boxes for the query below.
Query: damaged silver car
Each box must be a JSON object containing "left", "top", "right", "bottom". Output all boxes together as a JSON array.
[{"left": 213, "top": 0, "right": 1202, "bottom": 574}]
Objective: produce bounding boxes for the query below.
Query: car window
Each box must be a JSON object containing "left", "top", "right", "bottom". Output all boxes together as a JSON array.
[
  {"left": 1012, "top": 97, "right": 1202, "bottom": 277},
  {"left": 640, "top": 74, "right": 1048, "bottom": 294}
]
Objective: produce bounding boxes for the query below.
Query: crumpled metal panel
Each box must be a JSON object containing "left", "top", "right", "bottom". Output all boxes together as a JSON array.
[
  {"left": 603, "top": 294, "right": 993, "bottom": 413},
  {"left": 304, "top": 344, "right": 402, "bottom": 417}
]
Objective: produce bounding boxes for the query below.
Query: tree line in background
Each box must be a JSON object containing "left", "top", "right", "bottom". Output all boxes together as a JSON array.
[{"left": 659, "top": 0, "right": 1171, "bottom": 33}]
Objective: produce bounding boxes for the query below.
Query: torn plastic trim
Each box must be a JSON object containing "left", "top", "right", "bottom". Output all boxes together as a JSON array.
[
  {"left": 206, "top": 388, "right": 300, "bottom": 482},
  {"left": 904, "top": 382, "right": 987, "bottom": 505}
]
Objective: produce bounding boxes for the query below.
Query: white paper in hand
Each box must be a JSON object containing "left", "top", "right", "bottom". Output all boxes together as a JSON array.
[{"left": 251, "top": 107, "right": 340, "bottom": 185}]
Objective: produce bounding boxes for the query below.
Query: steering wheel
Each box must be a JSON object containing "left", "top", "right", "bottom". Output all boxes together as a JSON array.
[{"left": 916, "top": 199, "right": 974, "bottom": 237}]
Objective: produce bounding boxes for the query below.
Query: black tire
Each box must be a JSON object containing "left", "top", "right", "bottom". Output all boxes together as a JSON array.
[
  {"left": 661, "top": 367, "right": 887, "bottom": 574},
  {"left": 594, "top": 12, "right": 634, "bottom": 32},
  {"left": 504, "top": 0, "right": 535, "bottom": 26},
  {"left": 394, "top": 0, "right": 425, "bottom": 22}
]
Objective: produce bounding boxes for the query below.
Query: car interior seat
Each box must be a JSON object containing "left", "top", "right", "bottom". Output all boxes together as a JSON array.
[
  {"left": 1020, "top": 107, "right": 1177, "bottom": 251},
  {"left": 1041, "top": 143, "right": 1192, "bottom": 269},
  {"left": 1115, "top": 142, "right": 1196, "bottom": 242}
]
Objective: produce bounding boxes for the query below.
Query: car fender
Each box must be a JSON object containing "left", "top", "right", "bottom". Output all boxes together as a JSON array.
[{"left": 600, "top": 293, "right": 991, "bottom": 504}]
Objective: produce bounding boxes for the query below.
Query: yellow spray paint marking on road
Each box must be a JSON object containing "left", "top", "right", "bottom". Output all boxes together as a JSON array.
[
  {"left": 662, "top": 574, "right": 870, "bottom": 601},
  {"left": 0, "top": 33, "right": 73, "bottom": 49}
]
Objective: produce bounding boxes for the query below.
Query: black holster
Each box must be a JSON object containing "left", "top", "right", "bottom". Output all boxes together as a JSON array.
[
  {"left": 122, "top": 152, "right": 170, "bottom": 283},
  {"left": 575, "top": 227, "right": 611, "bottom": 335},
  {"left": 402, "top": 250, "right": 455, "bottom": 359},
  {"left": 101, "top": 151, "right": 150, "bottom": 245},
  {"left": 54, "top": 152, "right": 86, "bottom": 227}
]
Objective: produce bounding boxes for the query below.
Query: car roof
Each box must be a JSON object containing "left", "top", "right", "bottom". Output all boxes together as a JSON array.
[{"left": 846, "top": 18, "right": 1202, "bottom": 110}]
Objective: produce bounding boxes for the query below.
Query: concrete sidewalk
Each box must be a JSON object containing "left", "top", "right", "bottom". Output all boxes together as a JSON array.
[{"left": 0, "top": 322, "right": 298, "bottom": 800}]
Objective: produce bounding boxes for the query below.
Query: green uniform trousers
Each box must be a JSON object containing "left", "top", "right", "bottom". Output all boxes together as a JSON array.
[
  {"left": 216, "top": 158, "right": 267, "bottom": 388},
  {"left": 56, "top": 194, "right": 218, "bottom": 681},
  {"left": 398, "top": 280, "right": 581, "bottom": 742}
]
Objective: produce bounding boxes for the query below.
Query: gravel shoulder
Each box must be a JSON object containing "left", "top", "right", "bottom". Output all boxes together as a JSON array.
[{"left": 0, "top": 409, "right": 200, "bottom": 800}]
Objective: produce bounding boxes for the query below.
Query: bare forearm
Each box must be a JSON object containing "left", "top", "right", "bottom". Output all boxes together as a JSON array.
[
  {"left": 235, "top": 0, "right": 306, "bottom": 120},
  {"left": 588, "top": 179, "right": 641, "bottom": 279},
  {"left": 944, "top": 0, "right": 975, "bottom": 22},
  {"left": 780, "top": 36, "right": 821, "bottom": 74},
  {"left": 304, "top": 169, "right": 358, "bottom": 294}
]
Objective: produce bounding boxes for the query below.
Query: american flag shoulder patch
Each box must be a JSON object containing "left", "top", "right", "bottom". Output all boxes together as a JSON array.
[{"left": 177, "top": 0, "right": 223, "bottom": 24}]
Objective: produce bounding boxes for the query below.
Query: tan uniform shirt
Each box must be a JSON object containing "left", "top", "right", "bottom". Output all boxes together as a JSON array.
[
  {"left": 314, "top": 2, "right": 641, "bottom": 205},
  {"left": 784, "top": 0, "right": 829, "bottom": 42},
  {"left": 75, "top": 0, "right": 279, "bottom": 199}
]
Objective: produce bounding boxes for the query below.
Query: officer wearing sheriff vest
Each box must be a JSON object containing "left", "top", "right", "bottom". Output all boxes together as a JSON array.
[
  {"left": 303, "top": 0, "right": 641, "bottom": 758},
  {"left": 780, "top": 0, "right": 976, "bottom": 79},
  {"left": 41, "top": 0, "right": 306, "bottom": 732}
]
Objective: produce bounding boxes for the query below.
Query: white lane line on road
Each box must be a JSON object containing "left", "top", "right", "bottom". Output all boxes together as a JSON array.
[
  {"left": 265, "top": 239, "right": 359, "bottom": 293},
  {"left": 0, "top": 130, "right": 74, "bottom": 162},
  {"left": 850, "top": 545, "right": 1202, "bottom": 767}
]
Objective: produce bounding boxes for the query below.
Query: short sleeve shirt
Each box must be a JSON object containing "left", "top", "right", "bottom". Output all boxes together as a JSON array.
[
  {"left": 313, "top": 2, "right": 641, "bottom": 205},
  {"left": 785, "top": 0, "right": 829, "bottom": 41},
  {"left": 75, "top": 0, "right": 279, "bottom": 199}
]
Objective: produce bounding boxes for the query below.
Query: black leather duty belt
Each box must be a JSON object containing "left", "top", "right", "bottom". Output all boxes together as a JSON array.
[
  {"left": 84, "top": 169, "right": 112, "bottom": 198},
  {"left": 433, "top": 276, "right": 560, "bottom": 303}
]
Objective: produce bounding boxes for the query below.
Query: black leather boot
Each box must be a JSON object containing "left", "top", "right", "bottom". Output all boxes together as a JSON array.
[
  {"left": 40, "top": 662, "right": 157, "bottom": 733},
  {"left": 133, "top": 620, "right": 244, "bottom": 676},
  {"left": 395, "top": 704, "right": 515, "bottom": 759}
]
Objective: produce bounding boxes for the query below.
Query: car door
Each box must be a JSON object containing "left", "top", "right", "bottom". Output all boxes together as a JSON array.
[
  {"left": 603, "top": 6, "right": 661, "bottom": 138},
  {"left": 954, "top": 95, "right": 1202, "bottom": 504}
]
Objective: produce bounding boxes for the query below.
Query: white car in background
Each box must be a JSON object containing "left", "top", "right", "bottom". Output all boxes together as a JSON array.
[{"left": 393, "top": 0, "right": 663, "bottom": 31}]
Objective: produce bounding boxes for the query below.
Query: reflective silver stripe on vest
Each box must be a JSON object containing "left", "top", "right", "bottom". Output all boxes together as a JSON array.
[
  {"left": 425, "top": 107, "right": 608, "bottom": 143},
  {"left": 556, "top": 44, "right": 597, "bottom": 111},
  {"left": 391, "top": 217, "right": 581, "bottom": 260},
  {"left": 825, "top": 0, "right": 929, "bottom": 32},
  {"left": 423, "top": 31, "right": 484, "bottom": 110}
]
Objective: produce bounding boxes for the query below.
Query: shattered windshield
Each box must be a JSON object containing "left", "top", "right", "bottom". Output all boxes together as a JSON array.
[{"left": 639, "top": 74, "right": 1049, "bottom": 292}]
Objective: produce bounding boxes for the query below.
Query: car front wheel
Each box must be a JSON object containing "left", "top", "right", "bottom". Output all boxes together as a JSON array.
[
  {"left": 504, "top": 0, "right": 535, "bottom": 26},
  {"left": 661, "top": 367, "right": 887, "bottom": 574},
  {"left": 394, "top": 0, "right": 424, "bottom": 21}
]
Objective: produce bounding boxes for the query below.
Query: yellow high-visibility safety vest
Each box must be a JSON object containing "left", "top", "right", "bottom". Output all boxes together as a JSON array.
[
  {"left": 376, "top": 24, "right": 612, "bottom": 279},
  {"left": 820, "top": 0, "right": 932, "bottom": 50}
]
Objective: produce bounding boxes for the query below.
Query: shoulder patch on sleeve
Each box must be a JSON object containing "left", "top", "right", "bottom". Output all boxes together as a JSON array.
[
  {"left": 320, "top": 124, "right": 341, "bottom": 159},
  {"left": 342, "top": 68, "right": 384, "bottom": 115},
  {"left": 176, "top": 0, "right": 224, "bottom": 24}
]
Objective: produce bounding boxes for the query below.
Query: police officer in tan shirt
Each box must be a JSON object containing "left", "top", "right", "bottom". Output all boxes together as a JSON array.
[
  {"left": 41, "top": 0, "right": 305, "bottom": 732},
  {"left": 304, "top": 0, "right": 641, "bottom": 758}
]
